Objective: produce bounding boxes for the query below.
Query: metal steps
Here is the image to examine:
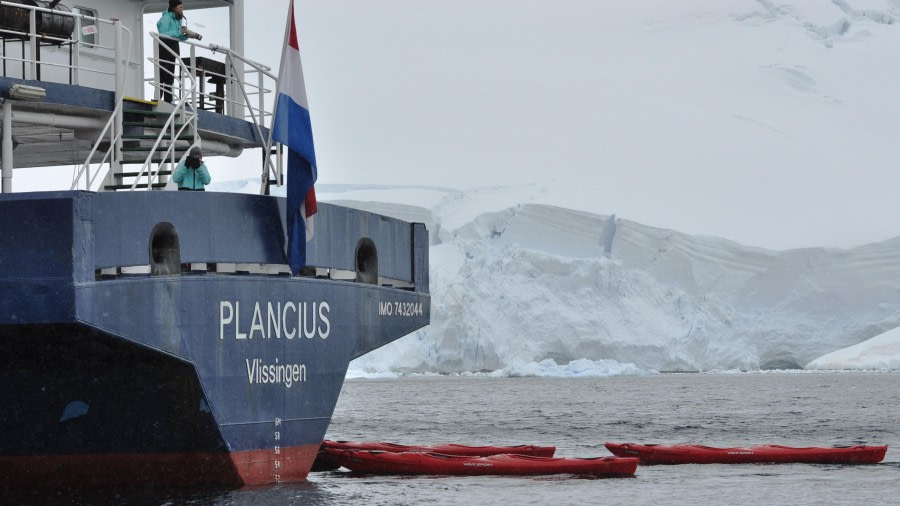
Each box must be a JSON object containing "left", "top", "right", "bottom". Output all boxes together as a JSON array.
[
  {"left": 117, "top": 171, "right": 173, "bottom": 178},
  {"left": 104, "top": 183, "right": 169, "bottom": 190},
  {"left": 104, "top": 103, "right": 196, "bottom": 191}
]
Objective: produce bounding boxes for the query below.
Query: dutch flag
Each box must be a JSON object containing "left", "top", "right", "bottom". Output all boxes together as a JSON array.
[{"left": 272, "top": 0, "right": 318, "bottom": 276}]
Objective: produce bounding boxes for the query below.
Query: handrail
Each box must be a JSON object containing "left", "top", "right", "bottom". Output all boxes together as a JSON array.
[
  {"left": 132, "top": 33, "right": 202, "bottom": 190},
  {"left": 0, "top": 53, "right": 117, "bottom": 77},
  {"left": 0, "top": 1, "right": 132, "bottom": 86},
  {"left": 221, "top": 51, "right": 275, "bottom": 170},
  {"left": 67, "top": 16, "right": 133, "bottom": 191},
  {"left": 145, "top": 36, "right": 276, "bottom": 126},
  {"left": 203, "top": 46, "right": 281, "bottom": 190},
  {"left": 146, "top": 33, "right": 281, "bottom": 187},
  {"left": 70, "top": 99, "right": 124, "bottom": 191},
  {"left": 130, "top": 112, "right": 194, "bottom": 190}
]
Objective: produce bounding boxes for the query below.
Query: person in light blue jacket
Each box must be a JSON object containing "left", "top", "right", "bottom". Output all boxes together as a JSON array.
[
  {"left": 156, "top": 0, "right": 202, "bottom": 103},
  {"left": 173, "top": 147, "right": 211, "bottom": 191}
]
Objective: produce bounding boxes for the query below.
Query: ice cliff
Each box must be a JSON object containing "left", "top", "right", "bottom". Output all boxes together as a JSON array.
[{"left": 319, "top": 185, "right": 900, "bottom": 374}]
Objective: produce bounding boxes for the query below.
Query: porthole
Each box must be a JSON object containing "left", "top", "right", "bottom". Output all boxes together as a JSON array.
[
  {"left": 149, "top": 222, "right": 180, "bottom": 275},
  {"left": 355, "top": 238, "right": 377, "bottom": 284}
]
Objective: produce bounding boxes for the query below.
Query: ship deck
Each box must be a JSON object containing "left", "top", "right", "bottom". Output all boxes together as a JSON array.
[{"left": 0, "top": 76, "right": 265, "bottom": 169}]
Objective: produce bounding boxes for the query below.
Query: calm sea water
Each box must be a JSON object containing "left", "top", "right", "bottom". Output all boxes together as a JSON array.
[{"left": 19, "top": 372, "right": 900, "bottom": 505}]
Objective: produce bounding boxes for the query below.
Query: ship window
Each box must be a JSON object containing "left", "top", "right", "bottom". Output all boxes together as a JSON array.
[
  {"left": 355, "top": 238, "right": 378, "bottom": 284},
  {"left": 73, "top": 7, "right": 98, "bottom": 47},
  {"left": 60, "top": 400, "right": 89, "bottom": 422}
]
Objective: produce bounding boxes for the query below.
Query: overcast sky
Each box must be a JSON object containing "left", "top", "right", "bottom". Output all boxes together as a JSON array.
[{"left": 170, "top": 1, "right": 900, "bottom": 251}]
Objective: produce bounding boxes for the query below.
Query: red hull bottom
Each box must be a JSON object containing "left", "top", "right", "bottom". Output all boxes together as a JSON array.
[
  {"left": 605, "top": 443, "right": 888, "bottom": 465},
  {"left": 0, "top": 444, "right": 320, "bottom": 491},
  {"left": 231, "top": 444, "right": 320, "bottom": 485}
]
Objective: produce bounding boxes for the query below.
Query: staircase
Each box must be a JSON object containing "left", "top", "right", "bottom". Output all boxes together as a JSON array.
[
  {"left": 66, "top": 30, "right": 284, "bottom": 194},
  {"left": 100, "top": 99, "right": 197, "bottom": 191}
]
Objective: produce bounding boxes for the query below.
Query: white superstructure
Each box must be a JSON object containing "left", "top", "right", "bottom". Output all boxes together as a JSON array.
[{"left": 0, "top": 0, "right": 286, "bottom": 193}]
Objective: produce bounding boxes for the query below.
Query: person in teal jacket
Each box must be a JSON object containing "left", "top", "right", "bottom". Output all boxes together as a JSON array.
[
  {"left": 173, "top": 147, "right": 211, "bottom": 191},
  {"left": 156, "top": 0, "right": 202, "bottom": 103}
]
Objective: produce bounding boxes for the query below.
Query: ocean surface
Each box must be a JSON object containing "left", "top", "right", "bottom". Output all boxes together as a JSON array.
[{"left": 20, "top": 372, "right": 900, "bottom": 505}]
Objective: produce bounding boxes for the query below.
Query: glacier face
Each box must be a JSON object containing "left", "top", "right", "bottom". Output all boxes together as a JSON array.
[{"left": 331, "top": 186, "right": 900, "bottom": 374}]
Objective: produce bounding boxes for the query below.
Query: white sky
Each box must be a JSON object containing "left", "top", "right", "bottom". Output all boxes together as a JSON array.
[{"left": 138, "top": 1, "right": 900, "bottom": 251}]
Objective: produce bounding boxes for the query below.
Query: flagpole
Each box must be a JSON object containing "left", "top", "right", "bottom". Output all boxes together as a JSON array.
[
  {"left": 262, "top": 0, "right": 296, "bottom": 196},
  {"left": 269, "top": 0, "right": 319, "bottom": 274}
]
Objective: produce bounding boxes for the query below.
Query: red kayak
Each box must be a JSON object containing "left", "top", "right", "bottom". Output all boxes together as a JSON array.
[
  {"left": 325, "top": 449, "right": 638, "bottom": 476},
  {"left": 312, "top": 440, "right": 556, "bottom": 471},
  {"left": 605, "top": 442, "right": 888, "bottom": 465},
  {"left": 323, "top": 440, "right": 556, "bottom": 457}
]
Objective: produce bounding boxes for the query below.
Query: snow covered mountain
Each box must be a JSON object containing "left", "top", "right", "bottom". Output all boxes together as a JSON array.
[{"left": 299, "top": 184, "right": 900, "bottom": 374}]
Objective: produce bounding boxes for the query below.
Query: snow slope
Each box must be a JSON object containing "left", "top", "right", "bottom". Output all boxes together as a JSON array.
[{"left": 806, "top": 327, "right": 900, "bottom": 370}]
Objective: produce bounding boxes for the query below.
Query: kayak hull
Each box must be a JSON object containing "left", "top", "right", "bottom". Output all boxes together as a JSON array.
[
  {"left": 312, "top": 440, "right": 556, "bottom": 471},
  {"left": 604, "top": 443, "right": 888, "bottom": 465},
  {"left": 326, "top": 449, "right": 638, "bottom": 476}
]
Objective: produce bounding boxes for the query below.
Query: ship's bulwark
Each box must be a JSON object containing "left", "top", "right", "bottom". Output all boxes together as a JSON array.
[{"left": 0, "top": 191, "right": 430, "bottom": 489}]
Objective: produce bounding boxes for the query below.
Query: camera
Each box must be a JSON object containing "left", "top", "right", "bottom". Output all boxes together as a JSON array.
[
  {"left": 185, "top": 155, "right": 201, "bottom": 169},
  {"left": 185, "top": 28, "right": 202, "bottom": 40}
]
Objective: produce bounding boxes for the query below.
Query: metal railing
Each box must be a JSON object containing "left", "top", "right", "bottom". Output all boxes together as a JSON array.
[
  {"left": 2, "top": 2, "right": 282, "bottom": 191},
  {"left": 0, "top": 1, "right": 131, "bottom": 89},
  {"left": 70, "top": 98, "right": 123, "bottom": 190},
  {"left": 131, "top": 34, "right": 201, "bottom": 190},
  {"left": 147, "top": 34, "right": 277, "bottom": 128},
  {"left": 146, "top": 34, "right": 283, "bottom": 188},
  {"left": 71, "top": 35, "right": 201, "bottom": 191}
]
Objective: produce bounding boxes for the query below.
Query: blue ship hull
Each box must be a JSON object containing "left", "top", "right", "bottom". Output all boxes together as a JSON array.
[{"left": 0, "top": 191, "right": 429, "bottom": 488}]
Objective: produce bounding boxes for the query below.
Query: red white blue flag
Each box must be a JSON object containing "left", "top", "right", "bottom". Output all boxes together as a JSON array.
[{"left": 272, "top": 0, "right": 318, "bottom": 275}]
